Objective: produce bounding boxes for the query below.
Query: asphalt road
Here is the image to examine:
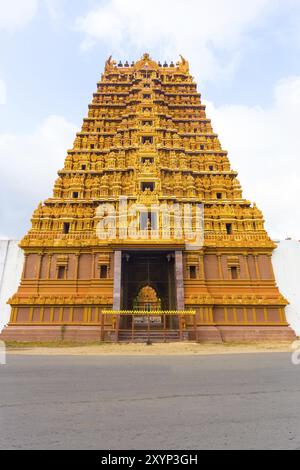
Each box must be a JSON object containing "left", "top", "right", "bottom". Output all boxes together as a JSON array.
[{"left": 0, "top": 353, "right": 300, "bottom": 450}]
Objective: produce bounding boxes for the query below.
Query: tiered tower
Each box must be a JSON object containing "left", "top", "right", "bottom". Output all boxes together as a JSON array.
[{"left": 1, "top": 54, "right": 294, "bottom": 342}]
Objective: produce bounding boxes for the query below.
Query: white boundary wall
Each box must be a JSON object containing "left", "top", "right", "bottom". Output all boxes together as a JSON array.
[
  {"left": 0, "top": 239, "right": 299, "bottom": 335},
  {"left": 0, "top": 241, "right": 24, "bottom": 332},
  {"left": 272, "top": 240, "right": 300, "bottom": 336}
]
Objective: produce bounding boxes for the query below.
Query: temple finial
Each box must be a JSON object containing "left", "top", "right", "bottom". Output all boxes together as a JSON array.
[
  {"left": 105, "top": 55, "right": 116, "bottom": 72},
  {"left": 177, "top": 54, "right": 189, "bottom": 73}
]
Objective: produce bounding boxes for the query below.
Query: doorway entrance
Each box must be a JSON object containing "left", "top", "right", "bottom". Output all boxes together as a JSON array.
[{"left": 120, "top": 251, "right": 177, "bottom": 331}]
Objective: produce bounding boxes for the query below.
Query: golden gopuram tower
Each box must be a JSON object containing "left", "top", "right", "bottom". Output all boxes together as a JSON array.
[{"left": 1, "top": 54, "right": 295, "bottom": 342}]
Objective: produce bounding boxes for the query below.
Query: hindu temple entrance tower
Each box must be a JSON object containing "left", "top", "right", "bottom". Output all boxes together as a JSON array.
[{"left": 1, "top": 54, "right": 294, "bottom": 342}]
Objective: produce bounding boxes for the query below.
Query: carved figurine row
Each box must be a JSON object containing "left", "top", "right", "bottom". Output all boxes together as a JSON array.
[
  {"left": 53, "top": 172, "right": 242, "bottom": 197},
  {"left": 86, "top": 106, "right": 207, "bottom": 121},
  {"left": 72, "top": 134, "right": 221, "bottom": 151},
  {"left": 81, "top": 119, "right": 213, "bottom": 134},
  {"left": 92, "top": 93, "right": 202, "bottom": 106},
  {"left": 63, "top": 152, "right": 230, "bottom": 172},
  {"left": 31, "top": 200, "right": 264, "bottom": 224}
]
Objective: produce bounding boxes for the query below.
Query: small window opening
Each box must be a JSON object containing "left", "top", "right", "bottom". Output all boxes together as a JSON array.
[
  {"left": 141, "top": 182, "right": 155, "bottom": 192},
  {"left": 142, "top": 136, "right": 153, "bottom": 145},
  {"left": 58, "top": 266, "right": 66, "bottom": 280},
  {"left": 217, "top": 193, "right": 222, "bottom": 200},
  {"left": 226, "top": 223, "right": 233, "bottom": 235},
  {"left": 140, "top": 212, "right": 147, "bottom": 230},
  {"left": 73, "top": 192, "right": 79, "bottom": 199},
  {"left": 209, "top": 165, "right": 214, "bottom": 171},
  {"left": 63, "top": 223, "right": 70, "bottom": 234},
  {"left": 141, "top": 157, "right": 154, "bottom": 164},
  {"left": 189, "top": 266, "right": 197, "bottom": 279},
  {"left": 140, "top": 211, "right": 157, "bottom": 230},
  {"left": 81, "top": 165, "right": 86, "bottom": 171},
  {"left": 90, "top": 144, "right": 95, "bottom": 149},
  {"left": 100, "top": 265, "right": 108, "bottom": 279},
  {"left": 230, "top": 266, "right": 238, "bottom": 280}
]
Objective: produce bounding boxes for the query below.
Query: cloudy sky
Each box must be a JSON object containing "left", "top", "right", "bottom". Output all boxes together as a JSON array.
[{"left": 0, "top": 0, "right": 300, "bottom": 240}]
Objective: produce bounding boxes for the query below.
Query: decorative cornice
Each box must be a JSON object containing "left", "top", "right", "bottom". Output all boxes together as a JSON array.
[
  {"left": 8, "top": 295, "right": 113, "bottom": 306},
  {"left": 185, "top": 294, "right": 288, "bottom": 306}
]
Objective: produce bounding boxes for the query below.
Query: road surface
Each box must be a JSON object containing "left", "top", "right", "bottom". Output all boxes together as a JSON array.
[{"left": 0, "top": 353, "right": 299, "bottom": 450}]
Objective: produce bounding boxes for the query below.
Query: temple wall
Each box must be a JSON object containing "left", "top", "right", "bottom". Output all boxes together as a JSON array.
[{"left": 0, "top": 239, "right": 300, "bottom": 335}]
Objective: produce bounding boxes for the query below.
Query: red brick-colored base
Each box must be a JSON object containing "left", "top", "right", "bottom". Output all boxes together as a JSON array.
[
  {"left": 0, "top": 326, "right": 116, "bottom": 342},
  {"left": 190, "top": 325, "right": 296, "bottom": 342},
  {"left": 0, "top": 324, "right": 296, "bottom": 343},
  {"left": 217, "top": 326, "right": 296, "bottom": 342}
]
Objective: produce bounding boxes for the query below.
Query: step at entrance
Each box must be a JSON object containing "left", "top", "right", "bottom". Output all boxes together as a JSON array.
[{"left": 118, "top": 330, "right": 182, "bottom": 343}]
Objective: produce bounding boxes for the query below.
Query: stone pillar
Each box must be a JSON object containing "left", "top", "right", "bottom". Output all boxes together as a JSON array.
[
  {"left": 175, "top": 251, "right": 185, "bottom": 311},
  {"left": 113, "top": 251, "right": 122, "bottom": 311}
]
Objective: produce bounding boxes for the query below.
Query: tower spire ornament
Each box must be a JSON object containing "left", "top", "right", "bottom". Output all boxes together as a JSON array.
[
  {"left": 0, "top": 54, "right": 295, "bottom": 343},
  {"left": 177, "top": 55, "right": 189, "bottom": 73}
]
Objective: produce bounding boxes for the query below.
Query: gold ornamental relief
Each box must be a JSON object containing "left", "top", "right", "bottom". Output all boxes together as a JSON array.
[
  {"left": 134, "top": 53, "right": 160, "bottom": 71},
  {"left": 136, "top": 190, "right": 160, "bottom": 205}
]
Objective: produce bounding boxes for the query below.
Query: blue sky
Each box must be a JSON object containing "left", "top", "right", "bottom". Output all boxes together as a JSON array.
[{"left": 0, "top": 0, "right": 300, "bottom": 239}]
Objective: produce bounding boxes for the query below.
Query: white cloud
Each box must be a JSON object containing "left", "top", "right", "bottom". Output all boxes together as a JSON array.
[
  {"left": 206, "top": 76, "right": 300, "bottom": 240},
  {"left": 44, "top": 0, "right": 64, "bottom": 21},
  {"left": 75, "top": 0, "right": 275, "bottom": 81},
  {"left": 0, "top": 80, "right": 6, "bottom": 104},
  {"left": 0, "top": 0, "right": 38, "bottom": 32},
  {"left": 0, "top": 116, "right": 77, "bottom": 237}
]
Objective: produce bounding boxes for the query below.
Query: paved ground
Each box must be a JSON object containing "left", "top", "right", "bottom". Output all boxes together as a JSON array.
[{"left": 0, "top": 353, "right": 300, "bottom": 450}]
